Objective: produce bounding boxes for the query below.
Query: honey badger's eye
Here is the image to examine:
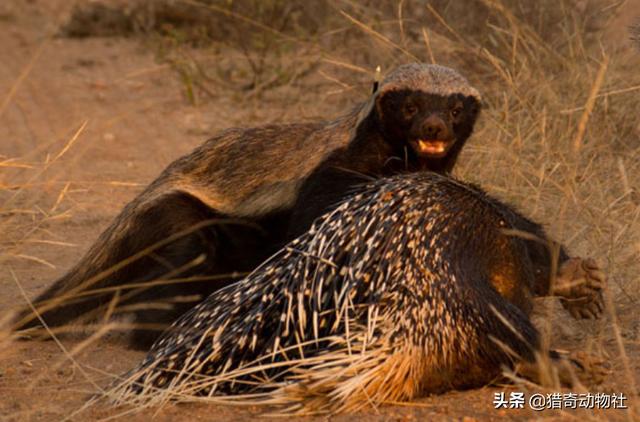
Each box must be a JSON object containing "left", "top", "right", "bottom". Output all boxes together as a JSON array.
[{"left": 403, "top": 104, "right": 418, "bottom": 117}]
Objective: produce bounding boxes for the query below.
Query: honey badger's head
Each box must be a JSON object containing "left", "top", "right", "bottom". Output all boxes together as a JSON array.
[
  {"left": 368, "top": 63, "right": 482, "bottom": 173},
  {"left": 377, "top": 89, "right": 480, "bottom": 159}
]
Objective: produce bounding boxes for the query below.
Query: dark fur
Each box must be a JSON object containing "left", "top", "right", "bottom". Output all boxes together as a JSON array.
[{"left": 13, "top": 65, "right": 481, "bottom": 349}]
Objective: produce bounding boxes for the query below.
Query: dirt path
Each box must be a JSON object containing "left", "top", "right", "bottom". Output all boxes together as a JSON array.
[{"left": 0, "top": 1, "right": 637, "bottom": 421}]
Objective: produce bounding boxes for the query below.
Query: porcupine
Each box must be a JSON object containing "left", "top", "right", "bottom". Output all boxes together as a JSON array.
[
  {"left": 112, "top": 172, "right": 606, "bottom": 414},
  {"left": 12, "top": 63, "right": 484, "bottom": 348}
]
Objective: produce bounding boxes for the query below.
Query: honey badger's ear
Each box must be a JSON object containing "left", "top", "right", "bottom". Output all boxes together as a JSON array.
[
  {"left": 464, "top": 94, "right": 483, "bottom": 115},
  {"left": 476, "top": 97, "right": 485, "bottom": 113}
]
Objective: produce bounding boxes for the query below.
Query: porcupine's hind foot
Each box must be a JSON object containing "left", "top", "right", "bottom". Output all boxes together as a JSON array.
[
  {"left": 553, "top": 258, "right": 606, "bottom": 319},
  {"left": 515, "top": 349, "right": 610, "bottom": 388}
]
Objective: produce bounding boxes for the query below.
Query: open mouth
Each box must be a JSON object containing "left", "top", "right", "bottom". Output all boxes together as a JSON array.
[{"left": 411, "top": 139, "right": 451, "bottom": 158}]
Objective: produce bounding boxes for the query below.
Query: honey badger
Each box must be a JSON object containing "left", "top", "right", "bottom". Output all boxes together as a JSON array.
[
  {"left": 13, "top": 63, "right": 482, "bottom": 348},
  {"left": 112, "top": 172, "right": 606, "bottom": 414}
]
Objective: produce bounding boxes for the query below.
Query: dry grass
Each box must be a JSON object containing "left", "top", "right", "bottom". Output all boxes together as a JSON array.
[{"left": 0, "top": 0, "right": 639, "bottom": 420}]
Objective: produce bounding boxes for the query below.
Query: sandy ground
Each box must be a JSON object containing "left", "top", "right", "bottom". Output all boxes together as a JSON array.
[{"left": 0, "top": 1, "right": 638, "bottom": 421}]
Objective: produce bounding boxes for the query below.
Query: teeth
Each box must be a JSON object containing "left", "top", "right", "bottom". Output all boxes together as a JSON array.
[{"left": 417, "top": 140, "right": 446, "bottom": 153}]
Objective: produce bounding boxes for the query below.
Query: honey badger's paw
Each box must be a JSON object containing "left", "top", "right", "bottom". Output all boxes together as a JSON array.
[{"left": 553, "top": 258, "right": 606, "bottom": 319}]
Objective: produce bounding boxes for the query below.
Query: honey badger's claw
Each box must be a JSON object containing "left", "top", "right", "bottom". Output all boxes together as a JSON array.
[
  {"left": 553, "top": 258, "right": 607, "bottom": 319},
  {"left": 581, "top": 258, "right": 606, "bottom": 289},
  {"left": 564, "top": 293, "right": 604, "bottom": 319}
]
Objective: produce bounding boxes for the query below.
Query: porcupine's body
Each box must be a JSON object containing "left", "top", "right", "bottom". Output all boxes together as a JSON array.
[
  {"left": 13, "top": 64, "right": 483, "bottom": 348},
  {"left": 113, "top": 172, "right": 604, "bottom": 414}
]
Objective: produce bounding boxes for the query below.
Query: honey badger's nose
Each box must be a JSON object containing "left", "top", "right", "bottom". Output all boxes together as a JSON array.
[{"left": 422, "top": 115, "right": 447, "bottom": 139}]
